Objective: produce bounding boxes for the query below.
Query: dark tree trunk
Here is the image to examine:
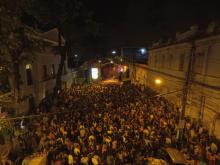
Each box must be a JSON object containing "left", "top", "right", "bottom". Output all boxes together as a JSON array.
[
  {"left": 54, "top": 26, "right": 66, "bottom": 93},
  {"left": 13, "top": 60, "right": 21, "bottom": 113},
  {"left": 13, "top": 62, "right": 20, "bottom": 92}
]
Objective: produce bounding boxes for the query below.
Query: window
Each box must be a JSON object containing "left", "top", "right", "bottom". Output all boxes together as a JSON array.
[
  {"left": 179, "top": 54, "right": 185, "bottom": 71},
  {"left": 154, "top": 55, "right": 158, "bottom": 68},
  {"left": 25, "top": 64, "right": 32, "bottom": 70},
  {"left": 26, "top": 64, "right": 33, "bottom": 85},
  {"left": 195, "top": 53, "right": 205, "bottom": 74},
  {"left": 63, "top": 63, "right": 67, "bottom": 75},
  {"left": 42, "top": 65, "right": 47, "bottom": 80},
  {"left": 161, "top": 54, "right": 165, "bottom": 68},
  {"left": 148, "top": 54, "right": 151, "bottom": 65},
  {"left": 157, "top": 54, "right": 161, "bottom": 68},
  {"left": 168, "top": 54, "right": 173, "bottom": 69},
  {"left": 51, "top": 64, "right": 55, "bottom": 76}
]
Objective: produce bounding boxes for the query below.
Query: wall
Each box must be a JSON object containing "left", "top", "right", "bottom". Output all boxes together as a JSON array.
[
  {"left": 18, "top": 48, "right": 73, "bottom": 114},
  {"left": 130, "top": 34, "right": 220, "bottom": 139}
]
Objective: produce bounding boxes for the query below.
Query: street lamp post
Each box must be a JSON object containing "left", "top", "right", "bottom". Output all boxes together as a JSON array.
[
  {"left": 98, "top": 60, "right": 102, "bottom": 80},
  {"left": 177, "top": 41, "right": 196, "bottom": 144}
]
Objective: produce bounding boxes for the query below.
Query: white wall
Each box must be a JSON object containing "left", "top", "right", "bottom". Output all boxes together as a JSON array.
[
  {"left": 131, "top": 34, "right": 220, "bottom": 138},
  {"left": 18, "top": 48, "right": 73, "bottom": 114}
]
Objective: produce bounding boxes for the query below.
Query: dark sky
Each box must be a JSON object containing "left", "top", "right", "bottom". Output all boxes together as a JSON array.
[
  {"left": 23, "top": 0, "right": 220, "bottom": 56},
  {"left": 86, "top": 0, "right": 220, "bottom": 49}
]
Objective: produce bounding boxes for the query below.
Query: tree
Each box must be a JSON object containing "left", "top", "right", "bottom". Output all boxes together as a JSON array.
[
  {"left": 28, "top": 0, "right": 102, "bottom": 91},
  {"left": 0, "top": 0, "right": 44, "bottom": 112},
  {"left": 27, "top": 0, "right": 82, "bottom": 92},
  {"left": 62, "top": 9, "right": 101, "bottom": 67}
]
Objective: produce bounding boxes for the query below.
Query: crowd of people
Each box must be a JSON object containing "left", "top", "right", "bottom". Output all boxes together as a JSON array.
[{"left": 1, "top": 83, "right": 220, "bottom": 164}]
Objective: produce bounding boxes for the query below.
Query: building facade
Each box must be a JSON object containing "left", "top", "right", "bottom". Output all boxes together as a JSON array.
[
  {"left": 5, "top": 29, "right": 74, "bottom": 114},
  {"left": 130, "top": 24, "right": 220, "bottom": 139}
]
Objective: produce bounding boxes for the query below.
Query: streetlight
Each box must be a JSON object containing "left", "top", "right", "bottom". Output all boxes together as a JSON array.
[
  {"left": 98, "top": 60, "right": 102, "bottom": 80},
  {"left": 140, "top": 48, "right": 146, "bottom": 54},
  {"left": 112, "top": 50, "right": 116, "bottom": 55},
  {"left": 155, "top": 79, "right": 162, "bottom": 85}
]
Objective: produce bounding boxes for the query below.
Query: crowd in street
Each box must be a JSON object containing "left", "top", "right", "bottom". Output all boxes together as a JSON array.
[{"left": 1, "top": 83, "right": 220, "bottom": 164}]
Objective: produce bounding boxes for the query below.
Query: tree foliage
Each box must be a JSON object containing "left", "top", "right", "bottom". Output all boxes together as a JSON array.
[
  {"left": 0, "top": 0, "right": 44, "bottom": 106},
  {"left": 28, "top": 0, "right": 100, "bottom": 90}
]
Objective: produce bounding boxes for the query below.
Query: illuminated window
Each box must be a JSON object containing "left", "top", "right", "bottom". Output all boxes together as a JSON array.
[
  {"left": 26, "top": 64, "right": 33, "bottom": 85},
  {"left": 25, "top": 64, "right": 32, "bottom": 69}
]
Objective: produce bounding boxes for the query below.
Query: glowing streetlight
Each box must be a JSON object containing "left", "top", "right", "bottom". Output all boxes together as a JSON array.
[
  {"left": 140, "top": 48, "right": 146, "bottom": 54},
  {"left": 112, "top": 50, "right": 116, "bottom": 54},
  {"left": 155, "top": 79, "right": 162, "bottom": 85}
]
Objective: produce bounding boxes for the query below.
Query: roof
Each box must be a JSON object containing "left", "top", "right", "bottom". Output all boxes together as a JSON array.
[
  {"left": 42, "top": 28, "right": 65, "bottom": 45},
  {"left": 149, "top": 23, "right": 220, "bottom": 50}
]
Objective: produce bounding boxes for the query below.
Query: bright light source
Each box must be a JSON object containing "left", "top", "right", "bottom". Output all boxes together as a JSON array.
[
  {"left": 25, "top": 64, "right": 32, "bottom": 69},
  {"left": 74, "top": 54, "right": 78, "bottom": 57},
  {"left": 118, "top": 65, "right": 124, "bottom": 72},
  {"left": 112, "top": 50, "right": 116, "bottom": 54},
  {"left": 20, "top": 119, "right": 24, "bottom": 129},
  {"left": 91, "top": 68, "right": 99, "bottom": 79},
  {"left": 120, "top": 58, "right": 123, "bottom": 62},
  {"left": 98, "top": 60, "right": 102, "bottom": 63},
  {"left": 123, "top": 66, "right": 128, "bottom": 72},
  {"left": 140, "top": 48, "right": 146, "bottom": 54},
  {"left": 155, "top": 79, "right": 162, "bottom": 85},
  {"left": 110, "top": 60, "right": 114, "bottom": 64}
]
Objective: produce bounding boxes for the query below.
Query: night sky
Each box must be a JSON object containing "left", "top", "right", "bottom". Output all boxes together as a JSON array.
[
  {"left": 24, "top": 0, "right": 220, "bottom": 55},
  {"left": 86, "top": 0, "right": 220, "bottom": 48}
]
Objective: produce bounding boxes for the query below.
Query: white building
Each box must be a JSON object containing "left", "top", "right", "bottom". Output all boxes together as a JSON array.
[
  {"left": 3, "top": 28, "right": 74, "bottom": 114},
  {"left": 130, "top": 23, "right": 220, "bottom": 139}
]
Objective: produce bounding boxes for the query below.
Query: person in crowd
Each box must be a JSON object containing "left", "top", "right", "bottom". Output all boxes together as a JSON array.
[{"left": 2, "top": 83, "right": 219, "bottom": 164}]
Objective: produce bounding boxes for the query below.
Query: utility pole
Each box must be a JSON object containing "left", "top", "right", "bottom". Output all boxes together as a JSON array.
[
  {"left": 178, "top": 41, "right": 196, "bottom": 143},
  {"left": 181, "top": 41, "right": 196, "bottom": 119}
]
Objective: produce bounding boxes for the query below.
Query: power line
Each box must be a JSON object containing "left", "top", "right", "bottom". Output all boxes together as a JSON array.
[
  {"left": 150, "top": 89, "right": 183, "bottom": 98},
  {"left": 0, "top": 110, "right": 73, "bottom": 122}
]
